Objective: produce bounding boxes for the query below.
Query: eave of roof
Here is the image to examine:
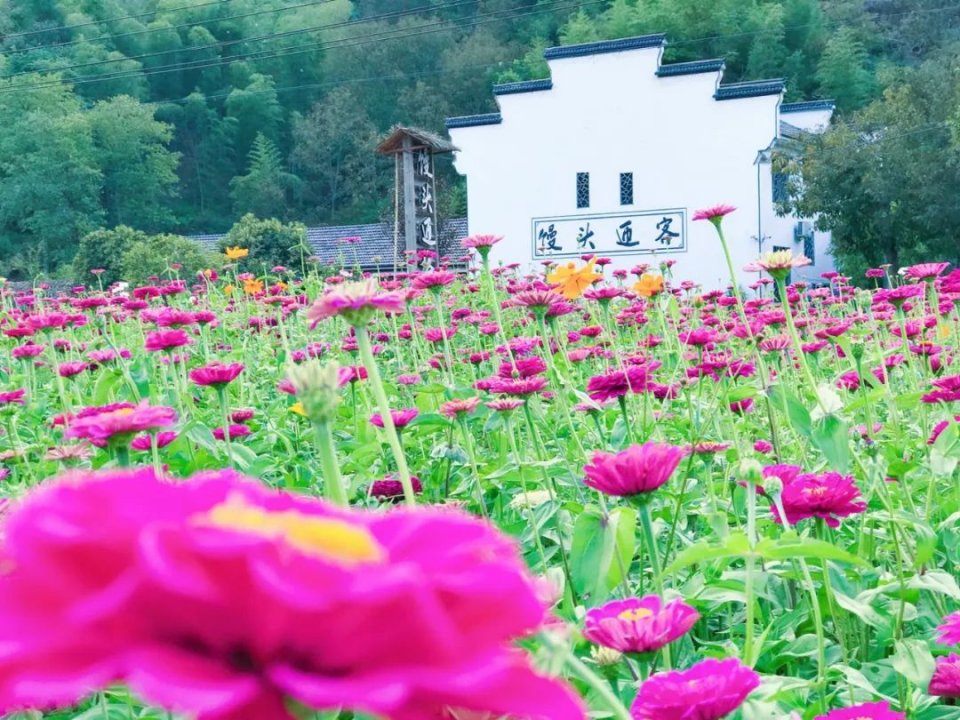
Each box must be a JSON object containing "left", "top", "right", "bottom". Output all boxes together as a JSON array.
[
  {"left": 543, "top": 34, "right": 666, "bottom": 60},
  {"left": 445, "top": 113, "right": 502, "bottom": 129}
]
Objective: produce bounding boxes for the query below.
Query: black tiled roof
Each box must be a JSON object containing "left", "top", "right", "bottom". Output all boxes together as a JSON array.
[
  {"left": 781, "top": 100, "right": 836, "bottom": 113},
  {"left": 445, "top": 113, "right": 502, "bottom": 129},
  {"left": 656, "top": 58, "right": 725, "bottom": 77},
  {"left": 192, "top": 218, "right": 469, "bottom": 268},
  {"left": 543, "top": 34, "right": 666, "bottom": 60},
  {"left": 714, "top": 79, "right": 785, "bottom": 101},
  {"left": 493, "top": 79, "right": 553, "bottom": 96}
]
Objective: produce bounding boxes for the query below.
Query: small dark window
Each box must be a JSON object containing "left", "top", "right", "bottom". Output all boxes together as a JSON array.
[
  {"left": 772, "top": 173, "right": 788, "bottom": 204},
  {"left": 620, "top": 172, "right": 633, "bottom": 205},
  {"left": 576, "top": 172, "right": 590, "bottom": 209},
  {"left": 803, "top": 234, "right": 815, "bottom": 264}
]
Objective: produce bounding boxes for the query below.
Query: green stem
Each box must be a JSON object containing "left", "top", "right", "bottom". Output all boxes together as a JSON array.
[
  {"left": 314, "top": 419, "right": 348, "bottom": 506},
  {"left": 355, "top": 325, "right": 416, "bottom": 506}
]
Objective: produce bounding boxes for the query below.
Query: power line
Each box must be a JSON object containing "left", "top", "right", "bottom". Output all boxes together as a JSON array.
[
  {"left": 1, "top": 0, "right": 479, "bottom": 80},
  {"left": 2, "top": 0, "right": 337, "bottom": 56},
  {"left": 2, "top": 0, "right": 239, "bottom": 40},
  {"left": 0, "top": 0, "right": 593, "bottom": 96}
]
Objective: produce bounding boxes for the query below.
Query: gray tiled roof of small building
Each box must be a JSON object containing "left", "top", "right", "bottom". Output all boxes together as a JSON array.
[{"left": 190, "top": 219, "right": 468, "bottom": 267}]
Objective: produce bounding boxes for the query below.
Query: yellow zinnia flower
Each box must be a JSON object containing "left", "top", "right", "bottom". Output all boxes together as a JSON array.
[
  {"left": 546, "top": 258, "right": 603, "bottom": 300},
  {"left": 224, "top": 246, "right": 249, "bottom": 261},
  {"left": 223, "top": 283, "right": 235, "bottom": 296},
  {"left": 290, "top": 401, "right": 308, "bottom": 417}
]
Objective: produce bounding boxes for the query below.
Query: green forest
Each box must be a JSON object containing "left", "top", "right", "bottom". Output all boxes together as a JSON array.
[{"left": 0, "top": 0, "right": 958, "bottom": 279}]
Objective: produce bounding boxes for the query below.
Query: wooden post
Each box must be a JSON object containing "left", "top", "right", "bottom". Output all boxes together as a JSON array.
[
  {"left": 402, "top": 135, "right": 417, "bottom": 258},
  {"left": 393, "top": 153, "right": 400, "bottom": 276}
]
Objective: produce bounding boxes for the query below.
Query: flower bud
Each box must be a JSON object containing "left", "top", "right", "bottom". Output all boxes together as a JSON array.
[
  {"left": 738, "top": 458, "right": 764, "bottom": 487},
  {"left": 286, "top": 360, "right": 342, "bottom": 424},
  {"left": 591, "top": 645, "right": 624, "bottom": 667}
]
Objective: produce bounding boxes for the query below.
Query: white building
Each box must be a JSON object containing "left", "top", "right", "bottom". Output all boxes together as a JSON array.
[{"left": 446, "top": 35, "right": 835, "bottom": 290}]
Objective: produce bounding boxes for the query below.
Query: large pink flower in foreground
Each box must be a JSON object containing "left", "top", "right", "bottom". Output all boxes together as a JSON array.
[
  {"left": 929, "top": 654, "right": 960, "bottom": 697},
  {"left": 583, "top": 596, "right": 699, "bottom": 655},
  {"left": 0, "top": 468, "right": 583, "bottom": 720},
  {"left": 771, "top": 471, "right": 867, "bottom": 528},
  {"left": 584, "top": 442, "right": 688, "bottom": 497},
  {"left": 938, "top": 611, "right": 960, "bottom": 645},
  {"left": 630, "top": 657, "right": 759, "bottom": 719}
]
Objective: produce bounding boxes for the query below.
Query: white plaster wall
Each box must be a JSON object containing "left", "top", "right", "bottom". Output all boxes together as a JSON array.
[{"left": 451, "top": 45, "right": 830, "bottom": 291}]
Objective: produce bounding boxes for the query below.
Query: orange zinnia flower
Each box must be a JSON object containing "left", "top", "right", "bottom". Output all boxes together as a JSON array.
[
  {"left": 546, "top": 258, "right": 603, "bottom": 300},
  {"left": 242, "top": 278, "right": 264, "bottom": 295},
  {"left": 224, "top": 246, "right": 249, "bottom": 261},
  {"left": 633, "top": 273, "right": 665, "bottom": 298}
]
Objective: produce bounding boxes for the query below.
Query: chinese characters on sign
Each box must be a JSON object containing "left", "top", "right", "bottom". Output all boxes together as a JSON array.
[
  {"left": 532, "top": 209, "right": 687, "bottom": 259},
  {"left": 413, "top": 148, "right": 437, "bottom": 247}
]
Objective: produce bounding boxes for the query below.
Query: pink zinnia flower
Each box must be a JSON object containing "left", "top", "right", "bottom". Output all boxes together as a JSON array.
[
  {"left": 369, "top": 474, "right": 424, "bottom": 502},
  {"left": 0, "top": 468, "right": 583, "bottom": 719},
  {"left": 145, "top": 329, "right": 192, "bottom": 352},
  {"left": 412, "top": 270, "right": 457, "bottom": 291},
  {"left": 212, "top": 424, "right": 252, "bottom": 440},
  {"left": 189, "top": 362, "right": 245, "bottom": 388},
  {"left": 937, "top": 612, "right": 960, "bottom": 645},
  {"left": 930, "top": 654, "right": 960, "bottom": 697},
  {"left": 369, "top": 408, "right": 419, "bottom": 429},
  {"left": 903, "top": 262, "right": 949, "bottom": 280},
  {"left": 630, "top": 657, "right": 759, "bottom": 719},
  {"left": 130, "top": 431, "right": 178, "bottom": 452},
  {"left": 814, "top": 701, "right": 904, "bottom": 719},
  {"left": 440, "top": 397, "right": 482, "bottom": 419},
  {"left": 772, "top": 471, "right": 867, "bottom": 527},
  {"left": 0, "top": 389, "right": 26, "bottom": 406},
  {"left": 692, "top": 205, "right": 736, "bottom": 224},
  {"left": 65, "top": 402, "right": 177, "bottom": 444},
  {"left": 486, "top": 376, "right": 548, "bottom": 396},
  {"left": 744, "top": 250, "right": 812, "bottom": 279},
  {"left": 583, "top": 596, "right": 699, "bottom": 655},
  {"left": 584, "top": 443, "right": 687, "bottom": 497},
  {"left": 58, "top": 361, "right": 89, "bottom": 378},
  {"left": 462, "top": 234, "right": 503, "bottom": 250},
  {"left": 307, "top": 279, "right": 405, "bottom": 328},
  {"left": 586, "top": 364, "right": 660, "bottom": 402}
]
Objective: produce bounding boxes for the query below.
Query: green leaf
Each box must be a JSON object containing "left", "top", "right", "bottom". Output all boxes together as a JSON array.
[
  {"left": 570, "top": 506, "right": 636, "bottom": 603},
  {"left": 892, "top": 638, "right": 935, "bottom": 687},
  {"left": 931, "top": 420, "right": 960, "bottom": 477},
  {"left": 664, "top": 532, "right": 751, "bottom": 575},
  {"left": 768, "top": 385, "right": 813, "bottom": 439},
  {"left": 908, "top": 570, "right": 960, "bottom": 600},
  {"left": 810, "top": 414, "right": 850, "bottom": 473},
  {"left": 606, "top": 506, "right": 638, "bottom": 590},
  {"left": 755, "top": 533, "right": 868, "bottom": 567},
  {"left": 92, "top": 368, "right": 122, "bottom": 405}
]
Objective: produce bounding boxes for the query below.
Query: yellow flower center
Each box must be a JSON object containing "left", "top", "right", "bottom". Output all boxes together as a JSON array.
[
  {"left": 618, "top": 607, "right": 654, "bottom": 621},
  {"left": 804, "top": 485, "right": 828, "bottom": 497},
  {"left": 198, "top": 495, "right": 385, "bottom": 565}
]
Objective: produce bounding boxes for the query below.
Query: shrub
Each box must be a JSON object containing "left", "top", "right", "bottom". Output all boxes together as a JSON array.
[
  {"left": 219, "top": 214, "right": 308, "bottom": 272},
  {"left": 120, "top": 233, "right": 213, "bottom": 286},
  {"left": 73, "top": 226, "right": 149, "bottom": 285}
]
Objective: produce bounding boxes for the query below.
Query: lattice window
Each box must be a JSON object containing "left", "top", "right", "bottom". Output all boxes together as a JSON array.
[
  {"left": 772, "top": 173, "right": 789, "bottom": 204},
  {"left": 576, "top": 172, "right": 590, "bottom": 209},
  {"left": 803, "top": 234, "right": 815, "bottom": 264},
  {"left": 620, "top": 172, "right": 633, "bottom": 205}
]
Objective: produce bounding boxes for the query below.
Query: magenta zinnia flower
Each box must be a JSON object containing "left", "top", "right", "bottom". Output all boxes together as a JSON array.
[
  {"left": 65, "top": 402, "right": 177, "bottom": 445},
  {"left": 583, "top": 596, "right": 699, "bottom": 655},
  {"left": 814, "top": 701, "right": 904, "bottom": 720},
  {"left": 772, "top": 471, "right": 866, "bottom": 527},
  {"left": 189, "top": 362, "right": 245, "bottom": 388},
  {"left": 145, "top": 329, "right": 192, "bottom": 352},
  {"left": 930, "top": 654, "right": 960, "bottom": 697},
  {"left": 586, "top": 364, "right": 659, "bottom": 402},
  {"left": 412, "top": 270, "right": 457, "bottom": 291},
  {"left": 306, "top": 279, "right": 405, "bottom": 328},
  {"left": 462, "top": 234, "right": 503, "bottom": 250},
  {"left": 130, "top": 431, "right": 178, "bottom": 452},
  {"left": 630, "top": 657, "right": 759, "bottom": 719},
  {"left": 0, "top": 468, "right": 583, "bottom": 719},
  {"left": 369, "top": 408, "right": 419, "bottom": 429},
  {"left": 584, "top": 443, "right": 687, "bottom": 497},
  {"left": 938, "top": 612, "right": 960, "bottom": 645},
  {"left": 0, "top": 389, "right": 26, "bottom": 406}
]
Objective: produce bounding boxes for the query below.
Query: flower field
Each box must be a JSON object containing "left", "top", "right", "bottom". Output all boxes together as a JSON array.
[{"left": 0, "top": 209, "right": 959, "bottom": 720}]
